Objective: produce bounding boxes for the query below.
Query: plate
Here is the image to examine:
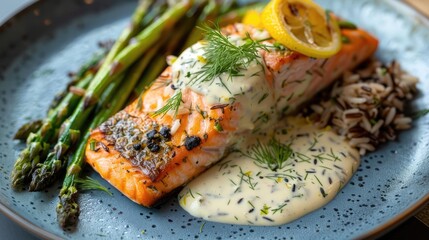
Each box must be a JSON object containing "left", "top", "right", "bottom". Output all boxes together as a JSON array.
[{"left": 0, "top": 0, "right": 428, "bottom": 239}]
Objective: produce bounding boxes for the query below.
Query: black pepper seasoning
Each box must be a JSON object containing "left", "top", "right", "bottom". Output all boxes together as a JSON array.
[
  {"left": 147, "top": 142, "right": 161, "bottom": 153},
  {"left": 133, "top": 143, "right": 142, "bottom": 151},
  {"left": 184, "top": 136, "right": 201, "bottom": 151},
  {"left": 160, "top": 127, "right": 171, "bottom": 139},
  {"left": 146, "top": 130, "right": 159, "bottom": 140}
]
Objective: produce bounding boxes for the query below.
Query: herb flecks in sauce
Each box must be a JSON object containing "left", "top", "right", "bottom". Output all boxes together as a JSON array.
[
  {"left": 242, "top": 138, "right": 293, "bottom": 171},
  {"left": 179, "top": 117, "right": 360, "bottom": 225}
]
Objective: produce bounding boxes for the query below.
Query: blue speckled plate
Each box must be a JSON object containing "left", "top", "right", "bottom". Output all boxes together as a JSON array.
[{"left": 0, "top": 0, "right": 428, "bottom": 239}]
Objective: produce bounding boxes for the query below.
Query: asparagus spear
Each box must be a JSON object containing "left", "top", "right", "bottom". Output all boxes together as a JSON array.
[
  {"left": 11, "top": 74, "right": 94, "bottom": 189},
  {"left": 134, "top": 4, "right": 204, "bottom": 94},
  {"left": 14, "top": 50, "right": 108, "bottom": 142},
  {"left": 56, "top": 45, "right": 162, "bottom": 229},
  {"left": 47, "top": 51, "right": 106, "bottom": 114},
  {"left": 28, "top": 72, "right": 124, "bottom": 191},
  {"left": 21, "top": 0, "right": 153, "bottom": 191},
  {"left": 29, "top": 2, "right": 192, "bottom": 191},
  {"left": 13, "top": 120, "right": 43, "bottom": 141},
  {"left": 56, "top": 6, "right": 205, "bottom": 227},
  {"left": 218, "top": 2, "right": 265, "bottom": 26},
  {"left": 100, "top": 0, "right": 153, "bottom": 70},
  {"left": 83, "top": 1, "right": 193, "bottom": 109},
  {"left": 181, "top": 0, "right": 220, "bottom": 51}
]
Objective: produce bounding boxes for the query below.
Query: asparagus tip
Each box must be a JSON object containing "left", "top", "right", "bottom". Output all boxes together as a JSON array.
[
  {"left": 13, "top": 120, "right": 43, "bottom": 141},
  {"left": 57, "top": 186, "right": 80, "bottom": 229},
  {"left": 10, "top": 149, "right": 32, "bottom": 190},
  {"left": 29, "top": 160, "right": 62, "bottom": 191}
]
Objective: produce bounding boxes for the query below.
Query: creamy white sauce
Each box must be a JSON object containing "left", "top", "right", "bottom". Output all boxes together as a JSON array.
[
  {"left": 171, "top": 40, "right": 277, "bottom": 133},
  {"left": 171, "top": 33, "right": 360, "bottom": 226},
  {"left": 179, "top": 117, "right": 360, "bottom": 225}
]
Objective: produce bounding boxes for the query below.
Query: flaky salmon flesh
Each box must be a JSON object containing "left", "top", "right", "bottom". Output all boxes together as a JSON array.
[{"left": 85, "top": 23, "right": 378, "bottom": 207}]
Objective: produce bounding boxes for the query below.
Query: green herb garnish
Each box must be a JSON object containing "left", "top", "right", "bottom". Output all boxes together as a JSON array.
[
  {"left": 199, "top": 222, "right": 206, "bottom": 233},
  {"left": 89, "top": 139, "right": 97, "bottom": 151},
  {"left": 272, "top": 202, "right": 288, "bottom": 214},
  {"left": 191, "top": 23, "right": 268, "bottom": 90},
  {"left": 214, "top": 121, "right": 223, "bottom": 132},
  {"left": 152, "top": 91, "right": 183, "bottom": 117},
  {"left": 243, "top": 138, "right": 293, "bottom": 171},
  {"left": 413, "top": 109, "right": 429, "bottom": 119},
  {"left": 260, "top": 204, "right": 270, "bottom": 215},
  {"left": 338, "top": 20, "right": 357, "bottom": 30},
  {"left": 238, "top": 167, "right": 258, "bottom": 190},
  {"left": 74, "top": 176, "right": 112, "bottom": 195},
  {"left": 341, "top": 35, "right": 350, "bottom": 44},
  {"left": 273, "top": 42, "right": 287, "bottom": 51}
]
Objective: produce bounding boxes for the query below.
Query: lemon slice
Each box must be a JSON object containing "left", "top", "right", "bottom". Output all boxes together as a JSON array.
[
  {"left": 242, "top": 9, "right": 263, "bottom": 28},
  {"left": 261, "top": 0, "right": 342, "bottom": 58}
]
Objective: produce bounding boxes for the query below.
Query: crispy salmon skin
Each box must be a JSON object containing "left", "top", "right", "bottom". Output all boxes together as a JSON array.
[{"left": 85, "top": 23, "right": 378, "bottom": 207}]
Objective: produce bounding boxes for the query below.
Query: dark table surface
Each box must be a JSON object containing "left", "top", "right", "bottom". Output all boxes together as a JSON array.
[{"left": 1, "top": 1, "right": 429, "bottom": 239}]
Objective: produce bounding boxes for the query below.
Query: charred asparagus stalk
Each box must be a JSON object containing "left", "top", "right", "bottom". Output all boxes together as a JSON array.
[
  {"left": 134, "top": 4, "right": 204, "bottom": 94},
  {"left": 23, "top": 0, "right": 154, "bottom": 191},
  {"left": 56, "top": 5, "right": 206, "bottom": 228},
  {"left": 56, "top": 45, "right": 162, "bottom": 229},
  {"left": 47, "top": 51, "right": 106, "bottom": 114},
  {"left": 82, "top": 1, "right": 193, "bottom": 109},
  {"left": 11, "top": 74, "right": 93, "bottom": 189},
  {"left": 13, "top": 50, "right": 107, "bottom": 142},
  {"left": 29, "top": 1, "right": 192, "bottom": 191},
  {"left": 13, "top": 120, "right": 43, "bottom": 141}
]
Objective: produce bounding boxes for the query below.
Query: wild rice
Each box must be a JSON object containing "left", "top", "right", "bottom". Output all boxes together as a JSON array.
[{"left": 306, "top": 59, "right": 418, "bottom": 155}]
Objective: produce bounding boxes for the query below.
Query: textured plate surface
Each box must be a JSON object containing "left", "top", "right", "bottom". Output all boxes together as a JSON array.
[{"left": 0, "top": 0, "right": 428, "bottom": 239}]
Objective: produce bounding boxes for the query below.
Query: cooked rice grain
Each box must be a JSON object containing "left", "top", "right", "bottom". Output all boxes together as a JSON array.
[{"left": 307, "top": 59, "right": 418, "bottom": 155}]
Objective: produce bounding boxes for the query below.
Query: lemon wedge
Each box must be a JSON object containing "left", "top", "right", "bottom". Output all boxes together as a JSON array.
[
  {"left": 261, "top": 0, "right": 342, "bottom": 58},
  {"left": 242, "top": 9, "right": 263, "bottom": 28}
]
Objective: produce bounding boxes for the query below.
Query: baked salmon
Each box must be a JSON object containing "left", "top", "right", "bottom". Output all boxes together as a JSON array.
[{"left": 85, "top": 23, "right": 378, "bottom": 207}]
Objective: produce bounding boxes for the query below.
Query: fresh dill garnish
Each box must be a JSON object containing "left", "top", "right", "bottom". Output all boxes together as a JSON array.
[
  {"left": 199, "top": 222, "right": 206, "bottom": 233},
  {"left": 338, "top": 20, "right": 357, "bottom": 30},
  {"left": 190, "top": 23, "right": 268, "bottom": 90},
  {"left": 189, "top": 188, "right": 195, "bottom": 198},
  {"left": 271, "top": 202, "right": 288, "bottom": 214},
  {"left": 413, "top": 109, "right": 429, "bottom": 119},
  {"left": 260, "top": 204, "right": 270, "bottom": 215},
  {"left": 152, "top": 91, "right": 183, "bottom": 117},
  {"left": 258, "top": 93, "right": 269, "bottom": 104},
  {"left": 243, "top": 138, "right": 293, "bottom": 171},
  {"left": 214, "top": 121, "right": 223, "bottom": 132},
  {"left": 272, "top": 42, "right": 287, "bottom": 51},
  {"left": 308, "top": 137, "right": 318, "bottom": 150},
  {"left": 238, "top": 167, "right": 258, "bottom": 190},
  {"left": 341, "top": 35, "right": 351, "bottom": 44},
  {"left": 74, "top": 176, "right": 112, "bottom": 195},
  {"left": 89, "top": 139, "right": 97, "bottom": 151}
]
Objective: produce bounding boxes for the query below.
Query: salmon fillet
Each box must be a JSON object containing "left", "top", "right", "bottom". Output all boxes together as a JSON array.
[{"left": 85, "top": 24, "right": 378, "bottom": 207}]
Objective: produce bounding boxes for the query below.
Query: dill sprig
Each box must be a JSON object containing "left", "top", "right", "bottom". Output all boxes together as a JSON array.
[
  {"left": 74, "top": 176, "right": 112, "bottom": 195},
  {"left": 152, "top": 91, "right": 183, "bottom": 117},
  {"left": 190, "top": 23, "right": 268, "bottom": 90},
  {"left": 243, "top": 138, "right": 293, "bottom": 171},
  {"left": 413, "top": 108, "right": 429, "bottom": 119}
]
